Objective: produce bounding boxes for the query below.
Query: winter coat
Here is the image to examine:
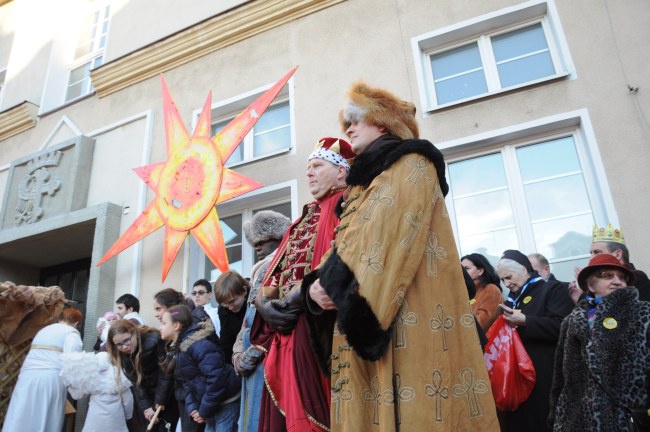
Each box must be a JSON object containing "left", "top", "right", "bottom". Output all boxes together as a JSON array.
[
  {"left": 176, "top": 321, "right": 241, "bottom": 419},
  {"left": 310, "top": 134, "right": 499, "bottom": 431},
  {"left": 120, "top": 331, "right": 174, "bottom": 411},
  {"left": 218, "top": 296, "right": 247, "bottom": 364},
  {"left": 550, "top": 287, "right": 650, "bottom": 431},
  {"left": 502, "top": 278, "right": 574, "bottom": 432}
]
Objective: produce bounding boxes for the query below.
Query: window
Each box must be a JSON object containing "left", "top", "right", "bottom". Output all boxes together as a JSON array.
[
  {"left": 188, "top": 184, "right": 294, "bottom": 283},
  {"left": 65, "top": 0, "right": 111, "bottom": 102},
  {"left": 209, "top": 81, "right": 294, "bottom": 166},
  {"left": 444, "top": 112, "right": 615, "bottom": 282},
  {"left": 413, "top": 0, "right": 574, "bottom": 110}
]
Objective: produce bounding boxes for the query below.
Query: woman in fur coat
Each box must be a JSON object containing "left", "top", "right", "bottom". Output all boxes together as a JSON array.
[
  {"left": 160, "top": 305, "right": 241, "bottom": 432},
  {"left": 549, "top": 253, "right": 650, "bottom": 431}
]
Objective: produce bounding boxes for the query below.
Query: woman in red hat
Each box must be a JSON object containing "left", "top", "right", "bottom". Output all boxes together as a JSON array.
[{"left": 549, "top": 253, "right": 650, "bottom": 431}]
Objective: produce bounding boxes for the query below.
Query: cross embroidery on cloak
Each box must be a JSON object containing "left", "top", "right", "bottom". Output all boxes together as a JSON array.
[
  {"left": 460, "top": 302, "right": 476, "bottom": 328},
  {"left": 362, "top": 183, "right": 394, "bottom": 221},
  {"left": 400, "top": 210, "right": 424, "bottom": 250},
  {"left": 405, "top": 157, "right": 432, "bottom": 184},
  {"left": 432, "top": 185, "right": 449, "bottom": 218},
  {"left": 359, "top": 242, "right": 384, "bottom": 281},
  {"left": 430, "top": 304, "right": 455, "bottom": 351},
  {"left": 331, "top": 377, "right": 352, "bottom": 424},
  {"left": 361, "top": 376, "right": 382, "bottom": 425},
  {"left": 424, "top": 231, "right": 447, "bottom": 276},
  {"left": 452, "top": 368, "right": 488, "bottom": 418},
  {"left": 394, "top": 296, "right": 418, "bottom": 349},
  {"left": 384, "top": 373, "right": 415, "bottom": 426},
  {"left": 425, "top": 369, "right": 449, "bottom": 423}
]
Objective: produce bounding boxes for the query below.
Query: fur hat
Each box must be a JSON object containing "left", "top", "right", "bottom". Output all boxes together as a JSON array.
[
  {"left": 339, "top": 81, "right": 419, "bottom": 140},
  {"left": 243, "top": 210, "right": 291, "bottom": 246}
]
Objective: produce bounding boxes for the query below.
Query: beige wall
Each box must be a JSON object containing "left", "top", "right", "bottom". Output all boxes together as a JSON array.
[
  {"left": 105, "top": 0, "right": 249, "bottom": 61},
  {"left": 0, "top": 0, "right": 649, "bottom": 324}
]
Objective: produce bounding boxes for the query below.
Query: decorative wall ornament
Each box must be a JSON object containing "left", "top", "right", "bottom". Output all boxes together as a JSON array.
[{"left": 14, "top": 151, "right": 63, "bottom": 225}]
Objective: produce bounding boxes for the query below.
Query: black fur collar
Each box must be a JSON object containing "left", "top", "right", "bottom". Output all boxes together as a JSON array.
[{"left": 346, "top": 134, "right": 449, "bottom": 196}]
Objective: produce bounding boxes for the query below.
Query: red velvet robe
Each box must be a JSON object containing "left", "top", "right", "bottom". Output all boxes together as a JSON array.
[{"left": 250, "top": 190, "right": 343, "bottom": 432}]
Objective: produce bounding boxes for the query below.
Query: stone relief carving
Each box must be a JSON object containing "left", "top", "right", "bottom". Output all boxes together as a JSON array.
[{"left": 15, "top": 151, "right": 63, "bottom": 225}]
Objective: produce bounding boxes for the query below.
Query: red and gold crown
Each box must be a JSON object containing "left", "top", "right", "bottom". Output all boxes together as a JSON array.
[{"left": 592, "top": 223, "right": 625, "bottom": 244}]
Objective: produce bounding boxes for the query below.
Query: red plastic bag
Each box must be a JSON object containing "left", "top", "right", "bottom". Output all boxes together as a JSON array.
[{"left": 483, "top": 315, "right": 536, "bottom": 411}]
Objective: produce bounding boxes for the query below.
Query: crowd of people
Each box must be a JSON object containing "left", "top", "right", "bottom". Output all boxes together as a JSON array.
[{"left": 3, "top": 82, "right": 650, "bottom": 432}]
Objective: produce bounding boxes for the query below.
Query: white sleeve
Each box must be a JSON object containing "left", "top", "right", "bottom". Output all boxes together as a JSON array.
[
  {"left": 63, "top": 331, "right": 83, "bottom": 353},
  {"left": 122, "top": 386, "right": 134, "bottom": 420}
]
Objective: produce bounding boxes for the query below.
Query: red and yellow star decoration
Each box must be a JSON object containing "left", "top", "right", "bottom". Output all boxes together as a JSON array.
[{"left": 97, "top": 67, "right": 298, "bottom": 281}]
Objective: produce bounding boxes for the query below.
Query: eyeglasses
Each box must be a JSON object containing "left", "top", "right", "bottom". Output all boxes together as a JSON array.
[
  {"left": 594, "top": 270, "right": 629, "bottom": 283},
  {"left": 191, "top": 290, "right": 208, "bottom": 296},
  {"left": 114, "top": 336, "right": 132, "bottom": 349}
]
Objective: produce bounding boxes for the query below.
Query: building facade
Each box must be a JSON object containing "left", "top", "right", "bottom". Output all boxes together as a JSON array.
[{"left": 0, "top": 1, "right": 648, "bottom": 426}]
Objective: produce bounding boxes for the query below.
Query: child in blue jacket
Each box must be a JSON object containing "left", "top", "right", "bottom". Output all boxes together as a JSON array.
[{"left": 160, "top": 305, "right": 241, "bottom": 431}]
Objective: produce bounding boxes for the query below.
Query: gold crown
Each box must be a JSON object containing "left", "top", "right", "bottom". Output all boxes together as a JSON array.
[{"left": 592, "top": 223, "right": 625, "bottom": 244}]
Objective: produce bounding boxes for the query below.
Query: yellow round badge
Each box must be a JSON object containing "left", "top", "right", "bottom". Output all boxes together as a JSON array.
[
  {"left": 523, "top": 296, "right": 532, "bottom": 304},
  {"left": 603, "top": 317, "right": 618, "bottom": 330},
  {"left": 470, "top": 299, "right": 476, "bottom": 305}
]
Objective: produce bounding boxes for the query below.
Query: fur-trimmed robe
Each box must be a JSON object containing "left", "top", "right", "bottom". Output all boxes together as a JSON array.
[
  {"left": 549, "top": 287, "right": 650, "bottom": 431},
  {"left": 305, "top": 134, "right": 499, "bottom": 431}
]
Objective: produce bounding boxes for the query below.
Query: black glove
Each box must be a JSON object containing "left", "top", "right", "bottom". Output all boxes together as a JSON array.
[
  {"left": 237, "top": 346, "right": 265, "bottom": 376},
  {"left": 256, "top": 289, "right": 304, "bottom": 334}
]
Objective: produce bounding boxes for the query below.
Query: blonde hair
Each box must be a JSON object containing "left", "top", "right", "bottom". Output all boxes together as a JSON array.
[{"left": 105, "top": 319, "right": 157, "bottom": 387}]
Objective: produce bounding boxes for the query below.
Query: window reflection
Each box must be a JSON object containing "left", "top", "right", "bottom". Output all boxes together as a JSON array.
[{"left": 449, "top": 135, "right": 594, "bottom": 282}]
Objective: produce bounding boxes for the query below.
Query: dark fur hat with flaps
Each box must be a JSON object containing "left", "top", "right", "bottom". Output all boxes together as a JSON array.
[
  {"left": 339, "top": 81, "right": 419, "bottom": 140},
  {"left": 243, "top": 210, "right": 291, "bottom": 246}
]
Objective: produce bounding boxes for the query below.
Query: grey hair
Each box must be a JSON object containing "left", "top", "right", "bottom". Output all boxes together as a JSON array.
[
  {"left": 343, "top": 102, "right": 366, "bottom": 123},
  {"left": 495, "top": 258, "right": 529, "bottom": 277}
]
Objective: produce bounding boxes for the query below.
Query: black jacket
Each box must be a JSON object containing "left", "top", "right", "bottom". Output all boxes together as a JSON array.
[
  {"left": 503, "top": 279, "right": 574, "bottom": 432},
  {"left": 217, "top": 301, "right": 247, "bottom": 364},
  {"left": 120, "top": 331, "right": 175, "bottom": 411}
]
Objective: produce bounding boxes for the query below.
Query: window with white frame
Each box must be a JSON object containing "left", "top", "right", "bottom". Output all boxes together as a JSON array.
[
  {"left": 189, "top": 186, "right": 293, "bottom": 284},
  {"left": 413, "top": 0, "right": 574, "bottom": 110},
  {"left": 65, "top": 0, "right": 111, "bottom": 102},
  {"left": 446, "top": 122, "right": 609, "bottom": 282},
  {"left": 211, "top": 83, "right": 293, "bottom": 166}
]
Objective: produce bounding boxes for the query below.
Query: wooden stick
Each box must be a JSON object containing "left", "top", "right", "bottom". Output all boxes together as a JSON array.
[{"left": 146, "top": 406, "right": 163, "bottom": 431}]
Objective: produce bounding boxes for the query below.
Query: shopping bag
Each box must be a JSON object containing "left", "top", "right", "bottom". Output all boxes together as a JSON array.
[{"left": 483, "top": 315, "right": 536, "bottom": 411}]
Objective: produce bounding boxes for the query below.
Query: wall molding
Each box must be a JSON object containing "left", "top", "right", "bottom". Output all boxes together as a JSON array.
[
  {"left": 0, "top": 102, "right": 38, "bottom": 142},
  {"left": 91, "top": 0, "right": 345, "bottom": 98}
]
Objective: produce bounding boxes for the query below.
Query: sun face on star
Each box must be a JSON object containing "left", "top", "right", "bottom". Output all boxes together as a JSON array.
[{"left": 97, "top": 67, "right": 298, "bottom": 281}]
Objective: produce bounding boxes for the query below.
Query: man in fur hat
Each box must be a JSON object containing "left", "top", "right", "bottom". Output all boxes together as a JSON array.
[
  {"left": 305, "top": 82, "right": 499, "bottom": 431},
  {"left": 249, "top": 137, "right": 355, "bottom": 432},
  {"left": 232, "top": 210, "right": 290, "bottom": 432}
]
